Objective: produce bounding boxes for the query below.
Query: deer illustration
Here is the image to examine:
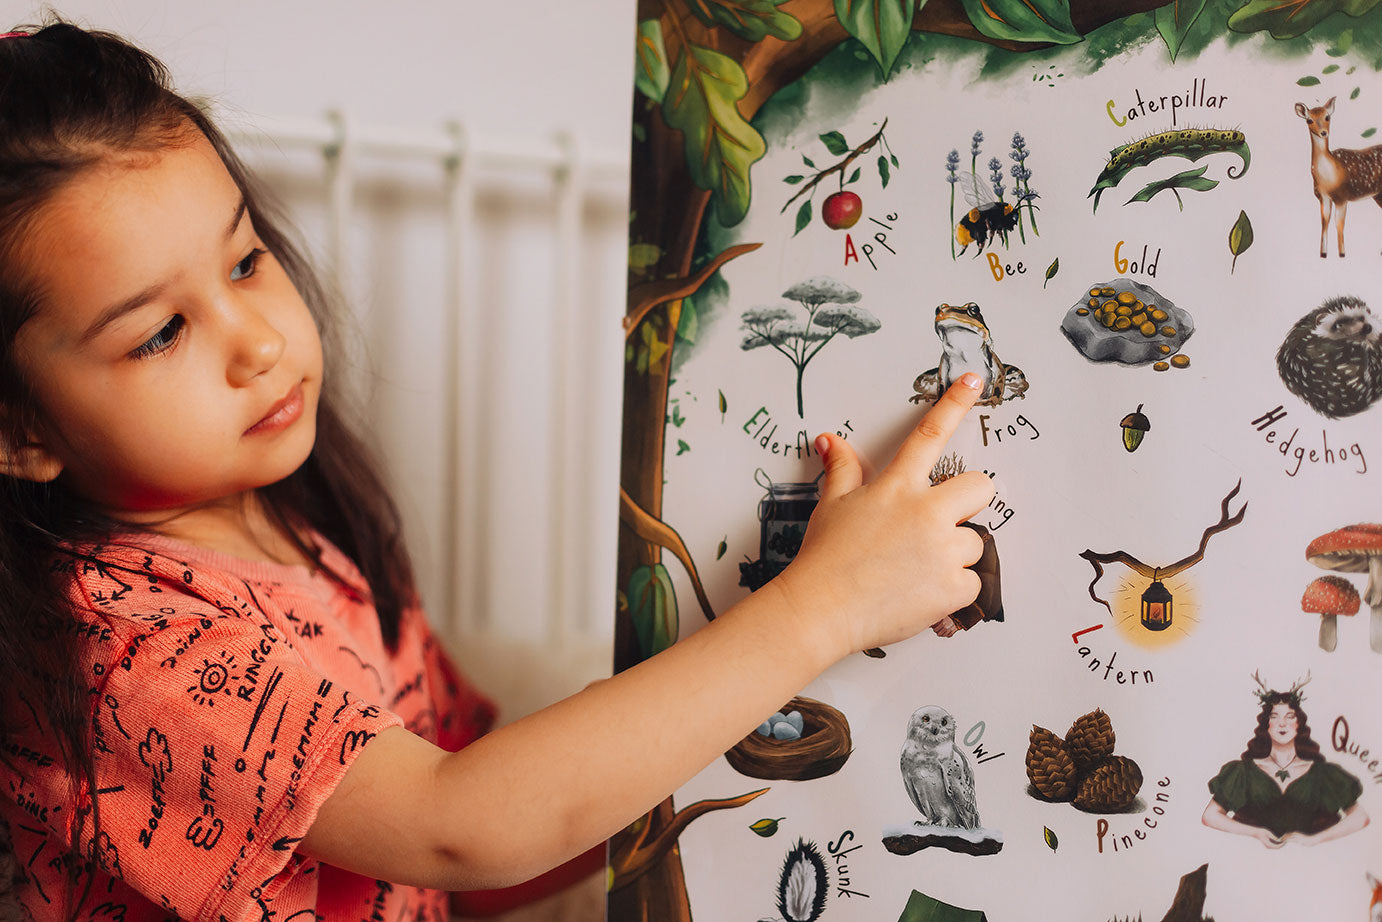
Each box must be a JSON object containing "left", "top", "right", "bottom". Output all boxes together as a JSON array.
[
  {"left": 1370, "top": 872, "right": 1382, "bottom": 922},
  {"left": 1295, "top": 97, "right": 1382, "bottom": 257}
]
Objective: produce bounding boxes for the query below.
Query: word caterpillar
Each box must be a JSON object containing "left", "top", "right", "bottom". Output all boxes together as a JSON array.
[{"left": 1089, "top": 127, "right": 1251, "bottom": 212}]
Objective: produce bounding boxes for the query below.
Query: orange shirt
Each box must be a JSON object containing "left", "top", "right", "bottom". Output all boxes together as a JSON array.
[{"left": 0, "top": 529, "right": 495, "bottom": 921}]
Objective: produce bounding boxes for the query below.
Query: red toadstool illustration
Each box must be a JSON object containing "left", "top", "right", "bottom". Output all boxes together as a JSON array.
[
  {"left": 1301, "top": 575, "right": 1361, "bottom": 652},
  {"left": 1305, "top": 524, "right": 1382, "bottom": 653}
]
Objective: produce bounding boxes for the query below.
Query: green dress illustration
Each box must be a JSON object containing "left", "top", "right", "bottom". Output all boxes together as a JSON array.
[{"left": 1207, "top": 759, "right": 1363, "bottom": 838}]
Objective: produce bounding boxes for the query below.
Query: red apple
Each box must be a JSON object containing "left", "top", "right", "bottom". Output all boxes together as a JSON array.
[{"left": 821, "top": 190, "right": 862, "bottom": 229}]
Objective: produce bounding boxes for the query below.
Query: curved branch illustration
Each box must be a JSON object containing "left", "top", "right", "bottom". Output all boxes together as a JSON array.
[
  {"left": 625, "top": 242, "right": 763, "bottom": 335},
  {"left": 620, "top": 486, "right": 717, "bottom": 622},
  {"left": 780, "top": 118, "right": 889, "bottom": 213},
  {"left": 1079, "top": 480, "right": 1247, "bottom": 612},
  {"left": 609, "top": 788, "right": 769, "bottom": 890}
]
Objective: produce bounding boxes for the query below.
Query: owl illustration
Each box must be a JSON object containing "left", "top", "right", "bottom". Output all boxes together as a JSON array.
[
  {"left": 900, "top": 705, "right": 980, "bottom": 829},
  {"left": 1276, "top": 296, "right": 1382, "bottom": 419}
]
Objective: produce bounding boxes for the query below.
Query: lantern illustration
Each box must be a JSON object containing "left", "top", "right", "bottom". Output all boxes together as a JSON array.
[{"left": 1140, "top": 574, "right": 1173, "bottom": 631}]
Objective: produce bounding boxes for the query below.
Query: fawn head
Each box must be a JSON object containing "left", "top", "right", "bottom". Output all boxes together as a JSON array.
[
  {"left": 1370, "top": 872, "right": 1382, "bottom": 922},
  {"left": 1296, "top": 96, "right": 1337, "bottom": 141}
]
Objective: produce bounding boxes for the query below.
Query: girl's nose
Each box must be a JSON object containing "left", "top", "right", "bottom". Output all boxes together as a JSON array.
[{"left": 223, "top": 297, "right": 287, "bottom": 386}]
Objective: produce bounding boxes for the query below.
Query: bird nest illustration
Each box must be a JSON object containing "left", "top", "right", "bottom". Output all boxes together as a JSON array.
[{"left": 725, "top": 696, "right": 852, "bottom": 781}]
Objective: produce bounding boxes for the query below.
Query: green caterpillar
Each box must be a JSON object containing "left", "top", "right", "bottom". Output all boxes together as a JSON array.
[{"left": 1090, "top": 128, "right": 1250, "bottom": 212}]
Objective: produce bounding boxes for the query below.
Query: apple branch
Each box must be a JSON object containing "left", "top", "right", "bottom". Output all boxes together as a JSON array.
[{"left": 781, "top": 118, "right": 889, "bottom": 212}]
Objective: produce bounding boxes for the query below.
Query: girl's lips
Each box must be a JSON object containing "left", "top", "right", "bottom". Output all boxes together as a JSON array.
[{"left": 245, "top": 383, "right": 304, "bottom": 434}]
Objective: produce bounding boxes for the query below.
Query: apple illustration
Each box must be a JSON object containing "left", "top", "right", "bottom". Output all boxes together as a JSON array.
[{"left": 821, "top": 190, "right": 862, "bottom": 230}]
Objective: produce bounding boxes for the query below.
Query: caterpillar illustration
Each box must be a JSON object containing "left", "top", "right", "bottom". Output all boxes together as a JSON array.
[{"left": 1089, "top": 127, "right": 1251, "bottom": 212}]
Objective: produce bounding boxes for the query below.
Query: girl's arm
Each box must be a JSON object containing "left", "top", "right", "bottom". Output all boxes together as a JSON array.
[{"left": 300, "top": 377, "right": 993, "bottom": 890}]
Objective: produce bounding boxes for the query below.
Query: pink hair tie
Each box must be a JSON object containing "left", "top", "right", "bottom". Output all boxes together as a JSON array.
[{"left": 0, "top": 32, "right": 28, "bottom": 39}]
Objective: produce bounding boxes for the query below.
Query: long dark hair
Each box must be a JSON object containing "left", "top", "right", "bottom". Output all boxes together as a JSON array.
[
  {"left": 1240, "top": 693, "right": 1324, "bottom": 763},
  {"left": 0, "top": 19, "right": 417, "bottom": 916}
]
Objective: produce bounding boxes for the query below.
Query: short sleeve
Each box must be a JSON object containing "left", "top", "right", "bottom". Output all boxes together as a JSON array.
[
  {"left": 1313, "top": 761, "right": 1364, "bottom": 814},
  {"left": 1206, "top": 760, "right": 1250, "bottom": 813},
  {"left": 85, "top": 613, "right": 402, "bottom": 922}
]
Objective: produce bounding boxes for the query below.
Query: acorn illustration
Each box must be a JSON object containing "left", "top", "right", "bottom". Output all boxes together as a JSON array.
[
  {"left": 1119, "top": 404, "right": 1151, "bottom": 452},
  {"left": 1065, "top": 709, "right": 1115, "bottom": 770},
  {"left": 1025, "top": 725, "right": 1078, "bottom": 801},
  {"left": 1073, "top": 755, "right": 1144, "bottom": 812}
]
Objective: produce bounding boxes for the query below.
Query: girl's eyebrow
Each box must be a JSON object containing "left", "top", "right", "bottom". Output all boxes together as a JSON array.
[{"left": 77, "top": 197, "right": 248, "bottom": 346}]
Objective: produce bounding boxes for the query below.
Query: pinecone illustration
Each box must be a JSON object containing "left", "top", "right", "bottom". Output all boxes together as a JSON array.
[
  {"left": 1072, "top": 755, "right": 1144, "bottom": 812},
  {"left": 1025, "top": 726, "right": 1078, "bottom": 801},
  {"left": 1065, "top": 708, "right": 1115, "bottom": 770}
]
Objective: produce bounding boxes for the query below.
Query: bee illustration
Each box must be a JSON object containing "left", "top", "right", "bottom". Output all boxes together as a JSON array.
[{"left": 955, "top": 171, "right": 1018, "bottom": 256}]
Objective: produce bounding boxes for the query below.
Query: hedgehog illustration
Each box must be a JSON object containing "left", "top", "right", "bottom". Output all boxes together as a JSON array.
[{"left": 1275, "top": 296, "right": 1382, "bottom": 419}]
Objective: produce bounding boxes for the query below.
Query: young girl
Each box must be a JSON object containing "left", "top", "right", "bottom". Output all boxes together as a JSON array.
[{"left": 0, "top": 20, "right": 993, "bottom": 922}]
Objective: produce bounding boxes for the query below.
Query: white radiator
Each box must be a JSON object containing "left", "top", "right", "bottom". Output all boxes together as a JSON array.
[{"left": 226, "top": 112, "right": 629, "bottom": 718}]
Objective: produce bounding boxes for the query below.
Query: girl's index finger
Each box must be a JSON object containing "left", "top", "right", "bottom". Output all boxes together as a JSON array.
[{"left": 888, "top": 373, "right": 983, "bottom": 482}]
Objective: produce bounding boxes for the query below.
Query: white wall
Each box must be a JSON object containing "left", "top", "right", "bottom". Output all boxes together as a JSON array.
[{"left": 4, "top": 0, "right": 637, "bottom": 718}]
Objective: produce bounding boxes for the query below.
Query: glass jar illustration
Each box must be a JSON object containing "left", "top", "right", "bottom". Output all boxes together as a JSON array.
[{"left": 756, "top": 468, "right": 821, "bottom": 573}]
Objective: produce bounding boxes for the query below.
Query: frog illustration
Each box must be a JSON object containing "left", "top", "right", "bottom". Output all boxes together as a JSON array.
[{"left": 910, "top": 302, "right": 1029, "bottom": 407}]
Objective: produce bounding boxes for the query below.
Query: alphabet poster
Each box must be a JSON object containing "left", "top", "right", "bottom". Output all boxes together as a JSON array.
[{"left": 612, "top": 3, "right": 1382, "bottom": 920}]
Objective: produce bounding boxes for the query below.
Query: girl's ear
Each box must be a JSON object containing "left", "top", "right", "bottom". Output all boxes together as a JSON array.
[
  {"left": 0, "top": 408, "right": 63, "bottom": 483},
  {"left": 0, "top": 440, "right": 63, "bottom": 482}
]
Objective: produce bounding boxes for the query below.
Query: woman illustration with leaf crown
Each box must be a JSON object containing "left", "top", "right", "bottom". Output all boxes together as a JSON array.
[{"left": 1201, "top": 673, "right": 1368, "bottom": 847}]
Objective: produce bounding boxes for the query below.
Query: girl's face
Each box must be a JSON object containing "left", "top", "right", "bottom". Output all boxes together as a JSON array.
[
  {"left": 6, "top": 130, "right": 323, "bottom": 522},
  {"left": 1267, "top": 704, "right": 1299, "bottom": 747}
]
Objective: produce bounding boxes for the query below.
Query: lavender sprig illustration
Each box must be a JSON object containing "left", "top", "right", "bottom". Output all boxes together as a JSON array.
[
  {"left": 1009, "top": 132, "right": 1040, "bottom": 237},
  {"left": 946, "top": 149, "right": 960, "bottom": 261}
]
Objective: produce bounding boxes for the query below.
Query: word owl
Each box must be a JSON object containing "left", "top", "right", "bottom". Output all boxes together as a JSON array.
[{"left": 1276, "top": 296, "right": 1382, "bottom": 419}]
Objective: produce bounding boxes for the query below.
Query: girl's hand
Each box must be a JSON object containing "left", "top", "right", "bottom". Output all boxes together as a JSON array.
[
  {"left": 774, "top": 374, "right": 993, "bottom": 660},
  {"left": 1257, "top": 828, "right": 1287, "bottom": 848}
]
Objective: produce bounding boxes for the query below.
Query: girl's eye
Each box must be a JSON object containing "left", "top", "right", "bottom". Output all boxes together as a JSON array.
[
  {"left": 230, "top": 247, "right": 267, "bottom": 282},
  {"left": 129, "top": 315, "right": 185, "bottom": 360}
]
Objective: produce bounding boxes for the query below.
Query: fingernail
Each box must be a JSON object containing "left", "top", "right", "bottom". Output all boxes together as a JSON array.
[
  {"left": 959, "top": 372, "right": 981, "bottom": 389},
  {"left": 815, "top": 435, "right": 830, "bottom": 456}
]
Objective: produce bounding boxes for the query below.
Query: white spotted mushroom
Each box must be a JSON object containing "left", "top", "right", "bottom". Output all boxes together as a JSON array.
[
  {"left": 1306, "top": 524, "right": 1382, "bottom": 653},
  {"left": 1301, "top": 575, "right": 1360, "bottom": 652}
]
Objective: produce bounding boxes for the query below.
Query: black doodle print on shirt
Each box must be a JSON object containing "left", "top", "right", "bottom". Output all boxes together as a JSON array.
[
  {"left": 187, "top": 650, "right": 241, "bottom": 708},
  {"left": 136, "top": 728, "right": 171, "bottom": 850}
]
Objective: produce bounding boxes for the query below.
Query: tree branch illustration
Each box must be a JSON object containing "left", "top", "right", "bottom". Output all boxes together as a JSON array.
[
  {"left": 1079, "top": 480, "right": 1247, "bottom": 612},
  {"left": 609, "top": 788, "right": 769, "bottom": 890},
  {"left": 625, "top": 242, "right": 763, "bottom": 335},
  {"left": 620, "top": 486, "right": 716, "bottom": 622},
  {"left": 780, "top": 118, "right": 889, "bottom": 212}
]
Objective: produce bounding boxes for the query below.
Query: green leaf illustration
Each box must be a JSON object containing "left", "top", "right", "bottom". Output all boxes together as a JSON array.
[
  {"left": 878, "top": 154, "right": 891, "bottom": 188},
  {"left": 1229, "top": 210, "right": 1254, "bottom": 273},
  {"left": 1125, "top": 165, "right": 1220, "bottom": 209},
  {"left": 847, "top": 167, "right": 862, "bottom": 184},
  {"left": 784, "top": 174, "right": 806, "bottom": 184},
  {"left": 957, "top": 0, "right": 1081, "bottom": 44},
  {"left": 794, "top": 199, "right": 813, "bottom": 236},
  {"left": 1043, "top": 826, "right": 1059, "bottom": 851},
  {"left": 627, "top": 564, "right": 679, "bottom": 659},
  {"left": 1298, "top": 75, "right": 1322, "bottom": 85},
  {"left": 1323, "top": 63, "right": 1340, "bottom": 73},
  {"left": 716, "top": 537, "right": 728, "bottom": 560},
  {"left": 634, "top": 20, "right": 671, "bottom": 103},
  {"left": 833, "top": 0, "right": 920, "bottom": 79},
  {"left": 676, "top": 439, "right": 691, "bottom": 455},
  {"left": 718, "top": 389, "right": 728, "bottom": 420},
  {"left": 819, "top": 130, "right": 850, "bottom": 156},
  {"left": 1352, "top": 86, "right": 1362, "bottom": 99},
  {"left": 688, "top": 0, "right": 804, "bottom": 42},
  {"left": 749, "top": 817, "right": 785, "bottom": 837},
  {"left": 678, "top": 298, "right": 699, "bottom": 345},
  {"left": 802, "top": 154, "right": 816, "bottom": 168},
  {"left": 1043, "top": 256, "right": 1059, "bottom": 288},
  {"left": 664, "top": 44, "right": 767, "bottom": 227},
  {"left": 1365, "top": 127, "right": 1378, "bottom": 137},
  {"left": 1328, "top": 28, "right": 1354, "bottom": 54},
  {"left": 1155, "top": 0, "right": 1210, "bottom": 61},
  {"left": 628, "top": 243, "right": 663, "bottom": 270},
  {"left": 1228, "top": 0, "right": 1381, "bottom": 39}
]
